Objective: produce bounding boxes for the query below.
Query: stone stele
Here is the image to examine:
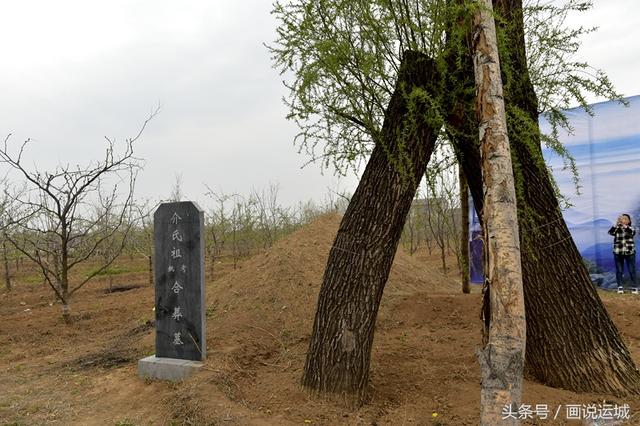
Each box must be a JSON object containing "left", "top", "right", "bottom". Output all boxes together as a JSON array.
[{"left": 138, "top": 201, "right": 205, "bottom": 382}]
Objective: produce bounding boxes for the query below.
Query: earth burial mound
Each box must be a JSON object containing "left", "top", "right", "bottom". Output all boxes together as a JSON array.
[{"left": 205, "top": 212, "right": 462, "bottom": 368}]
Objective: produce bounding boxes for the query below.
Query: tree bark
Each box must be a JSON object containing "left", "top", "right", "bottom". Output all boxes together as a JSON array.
[
  {"left": 61, "top": 288, "right": 71, "bottom": 324},
  {"left": 445, "top": 0, "right": 640, "bottom": 395},
  {"left": 472, "top": 2, "right": 526, "bottom": 423},
  {"left": 302, "top": 50, "right": 443, "bottom": 403},
  {"left": 491, "top": 0, "right": 640, "bottom": 395}
]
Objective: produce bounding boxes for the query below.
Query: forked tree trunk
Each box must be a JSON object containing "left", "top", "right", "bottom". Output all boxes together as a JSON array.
[
  {"left": 472, "top": 1, "right": 526, "bottom": 423},
  {"left": 445, "top": 0, "right": 640, "bottom": 395},
  {"left": 302, "top": 51, "right": 443, "bottom": 403}
]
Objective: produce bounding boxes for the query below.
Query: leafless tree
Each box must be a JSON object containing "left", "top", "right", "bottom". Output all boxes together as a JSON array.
[
  {"left": 403, "top": 193, "right": 420, "bottom": 255},
  {"left": 129, "top": 199, "right": 157, "bottom": 285},
  {"left": 204, "top": 187, "right": 234, "bottom": 278},
  {"left": 252, "top": 183, "right": 283, "bottom": 248},
  {"left": 0, "top": 180, "right": 15, "bottom": 292},
  {"left": 416, "top": 143, "right": 465, "bottom": 276},
  {"left": 169, "top": 173, "right": 184, "bottom": 202},
  {"left": 0, "top": 110, "right": 156, "bottom": 322}
]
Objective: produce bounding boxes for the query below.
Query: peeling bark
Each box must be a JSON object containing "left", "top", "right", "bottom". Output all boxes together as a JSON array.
[
  {"left": 445, "top": 0, "right": 640, "bottom": 396},
  {"left": 472, "top": 1, "right": 526, "bottom": 423}
]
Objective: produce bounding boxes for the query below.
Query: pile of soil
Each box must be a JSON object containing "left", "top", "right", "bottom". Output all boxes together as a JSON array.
[
  {"left": 1, "top": 213, "right": 640, "bottom": 425},
  {"left": 207, "top": 213, "right": 461, "bottom": 355}
]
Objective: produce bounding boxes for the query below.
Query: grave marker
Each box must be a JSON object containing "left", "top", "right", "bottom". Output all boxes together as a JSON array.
[{"left": 138, "top": 201, "right": 205, "bottom": 381}]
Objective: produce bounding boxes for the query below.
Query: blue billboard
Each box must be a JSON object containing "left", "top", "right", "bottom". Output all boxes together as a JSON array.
[{"left": 470, "top": 95, "right": 640, "bottom": 289}]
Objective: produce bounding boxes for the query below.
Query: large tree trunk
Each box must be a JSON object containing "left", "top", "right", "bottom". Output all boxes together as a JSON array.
[
  {"left": 492, "top": 0, "right": 640, "bottom": 395},
  {"left": 445, "top": 0, "right": 640, "bottom": 395},
  {"left": 302, "top": 51, "right": 442, "bottom": 403},
  {"left": 472, "top": 1, "right": 526, "bottom": 423}
]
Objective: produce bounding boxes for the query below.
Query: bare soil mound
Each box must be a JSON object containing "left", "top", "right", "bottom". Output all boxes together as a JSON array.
[{"left": 207, "top": 213, "right": 460, "bottom": 355}]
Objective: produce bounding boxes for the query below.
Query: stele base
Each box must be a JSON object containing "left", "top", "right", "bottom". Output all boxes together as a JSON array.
[{"left": 138, "top": 355, "right": 203, "bottom": 382}]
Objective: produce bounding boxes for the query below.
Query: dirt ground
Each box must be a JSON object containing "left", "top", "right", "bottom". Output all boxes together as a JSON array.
[{"left": 2, "top": 213, "right": 640, "bottom": 425}]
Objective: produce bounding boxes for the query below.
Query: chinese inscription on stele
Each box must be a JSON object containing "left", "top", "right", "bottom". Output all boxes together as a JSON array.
[{"left": 154, "top": 201, "right": 206, "bottom": 361}]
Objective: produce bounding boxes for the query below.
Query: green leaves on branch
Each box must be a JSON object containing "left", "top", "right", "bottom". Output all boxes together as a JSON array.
[
  {"left": 269, "top": 0, "right": 448, "bottom": 175},
  {"left": 270, "top": 0, "right": 623, "bottom": 190},
  {"left": 522, "top": 0, "right": 625, "bottom": 193}
]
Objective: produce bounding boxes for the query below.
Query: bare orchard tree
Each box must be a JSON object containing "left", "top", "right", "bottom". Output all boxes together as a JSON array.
[
  {"left": 320, "top": 184, "right": 351, "bottom": 214},
  {"left": 402, "top": 192, "right": 421, "bottom": 255},
  {"left": 93, "top": 181, "right": 127, "bottom": 292},
  {"left": 204, "top": 187, "right": 234, "bottom": 278},
  {"left": 252, "top": 183, "right": 284, "bottom": 249},
  {"left": 204, "top": 189, "right": 256, "bottom": 270},
  {"left": 423, "top": 187, "right": 450, "bottom": 274},
  {"left": 0, "top": 181, "right": 15, "bottom": 292},
  {"left": 168, "top": 173, "right": 184, "bottom": 202},
  {"left": 426, "top": 155, "right": 465, "bottom": 274},
  {"left": 0, "top": 112, "right": 155, "bottom": 323},
  {"left": 231, "top": 194, "right": 257, "bottom": 263},
  {"left": 129, "top": 199, "right": 157, "bottom": 285}
]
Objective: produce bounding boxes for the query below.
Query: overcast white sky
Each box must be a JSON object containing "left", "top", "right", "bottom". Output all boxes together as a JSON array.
[{"left": 0, "top": 1, "right": 637, "bottom": 209}]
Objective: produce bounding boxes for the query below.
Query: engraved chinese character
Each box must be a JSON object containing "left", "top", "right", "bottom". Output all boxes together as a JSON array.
[
  {"left": 173, "top": 332, "right": 184, "bottom": 345},
  {"left": 171, "top": 247, "right": 182, "bottom": 259},
  {"left": 168, "top": 265, "right": 175, "bottom": 273},
  {"left": 172, "top": 306, "right": 183, "bottom": 321},
  {"left": 170, "top": 212, "right": 182, "bottom": 225},
  {"left": 172, "top": 229, "right": 183, "bottom": 242},
  {"left": 180, "top": 264, "right": 187, "bottom": 273},
  {"left": 172, "top": 281, "right": 184, "bottom": 294}
]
